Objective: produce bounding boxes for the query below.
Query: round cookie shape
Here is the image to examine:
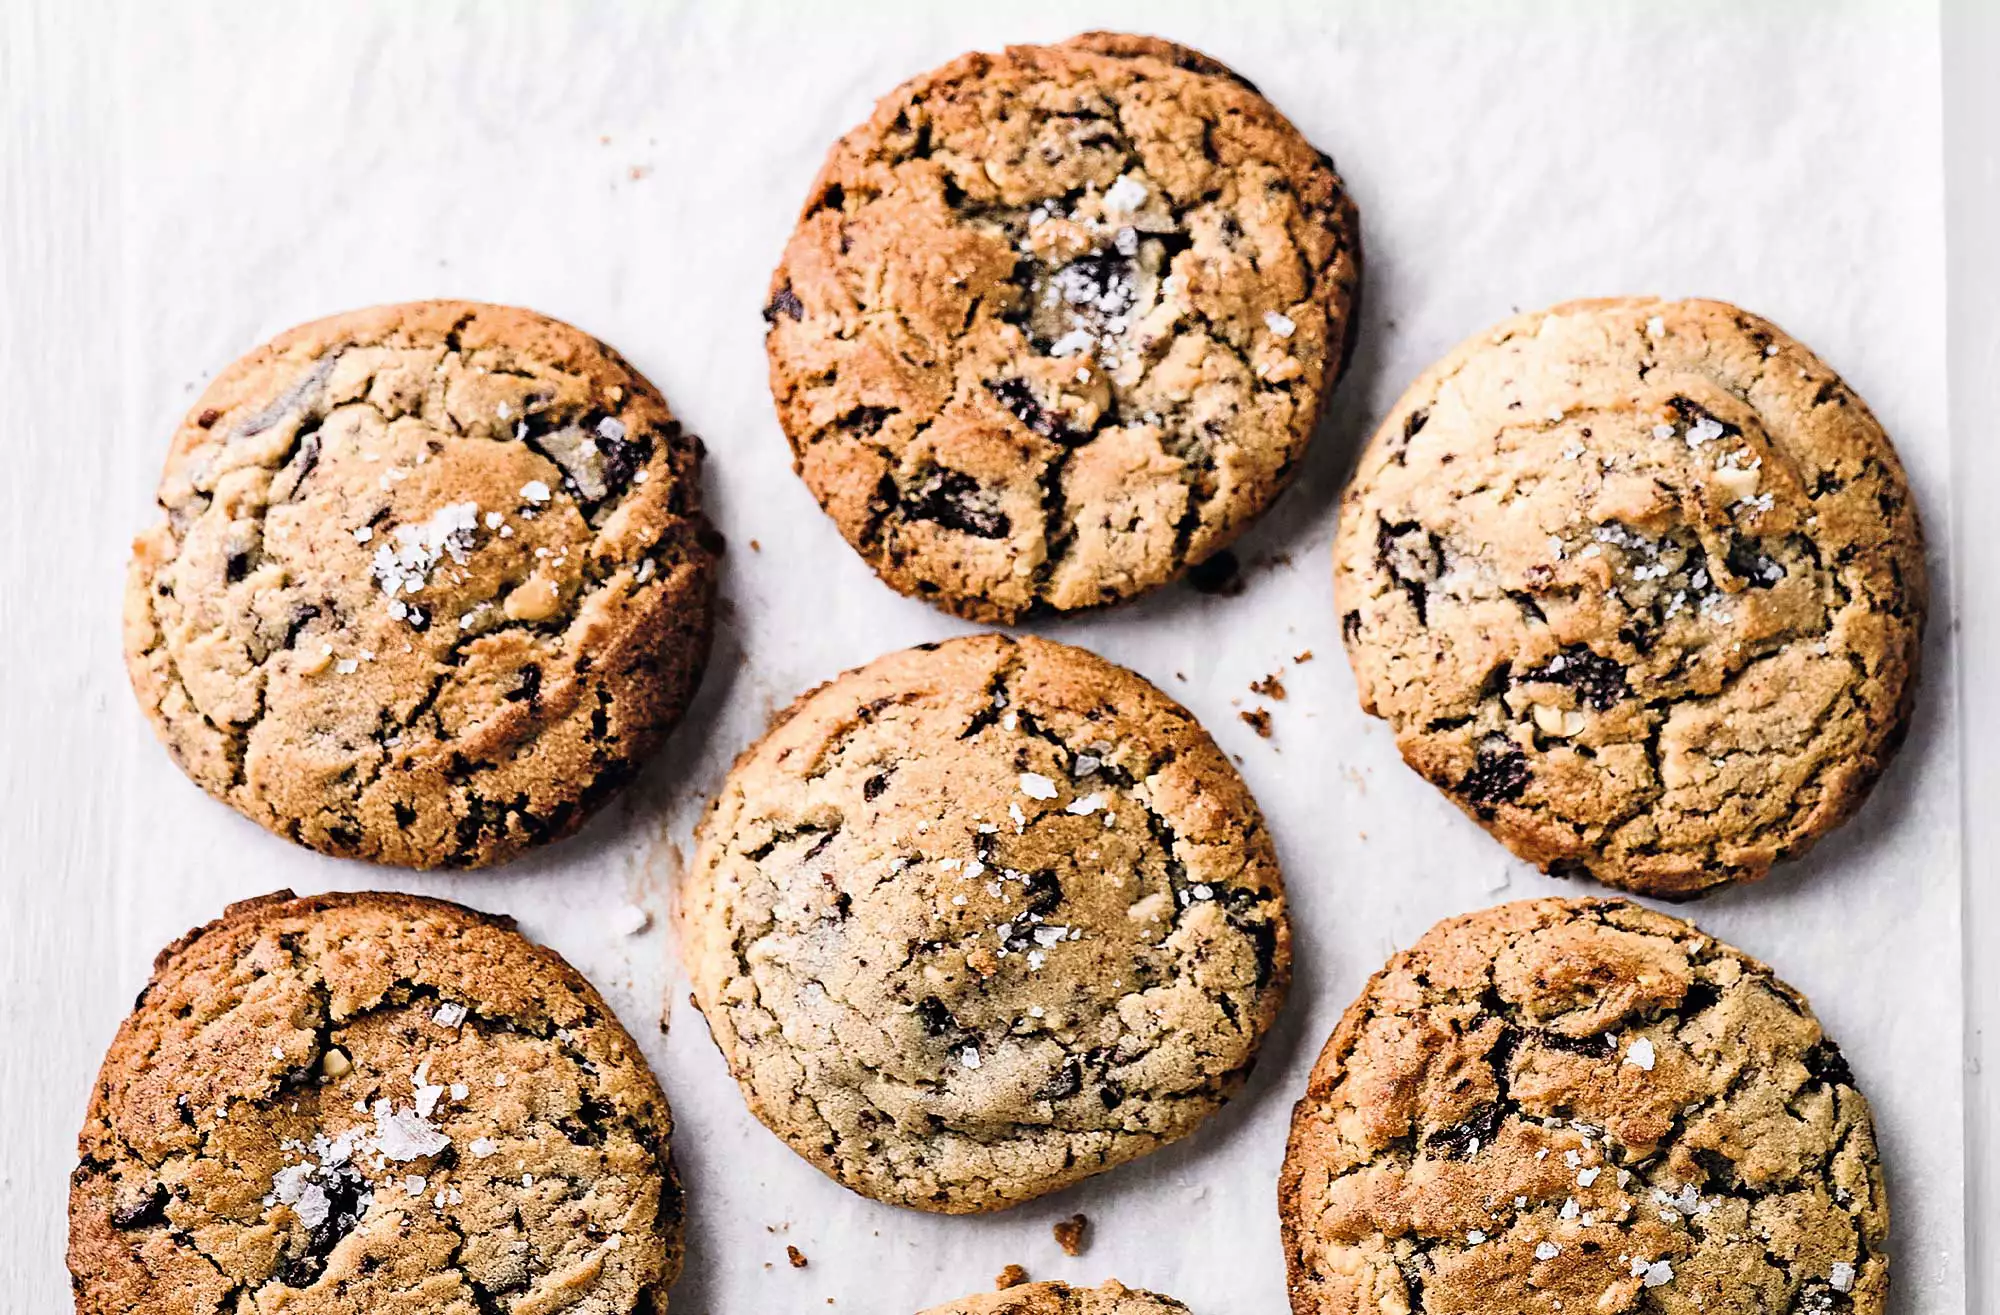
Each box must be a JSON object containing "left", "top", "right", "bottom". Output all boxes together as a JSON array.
[
  {"left": 1334, "top": 298, "right": 1924, "bottom": 897},
  {"left": 919, "top": 1279, "right": 1191, "bottom": 1315},
  {"left": 681, "top": 633, "right": 1289, "bottom": 1213},
  {"left": 69, "top": 890, "right": 683, "bottom": 1315},
  {"left": 124, "top": 300, "right": 718, "bottom": 869},
  {"left": 1279, "top": 897, "right": 1887, "bottom": 1315},
  {"left": 766, "top": 32, "right": 1362, "bottom": 622}
]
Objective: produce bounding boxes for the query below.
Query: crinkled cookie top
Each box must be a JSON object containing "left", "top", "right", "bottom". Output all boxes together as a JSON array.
[
  {"left": 1335, "top": 298, "right": 1923, "bottom": 897},
  {"left": 69, "top": 891, "right": 682, "bottom": 1315},
  {"left": 682, "top": 633, "right": 1288, "bottom": 1212},
  {"left": 124, "top": 301, "right": 716, "bottom": 868},
  {"left": 1281, "top": 897, "right": 1886, "bottom": 1315},
  {"left": 767, "top": 32, "right": 1360, "bottom": 622}
]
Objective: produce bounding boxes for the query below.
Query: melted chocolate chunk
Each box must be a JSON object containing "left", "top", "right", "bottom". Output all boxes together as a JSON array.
[
  {"left": 1426, "top": 1100, "right": 1504, "bottom": 1160},
  {"left": 1459, "top": 738, "right": 1530, "bottom": 812},
  {"left": 1522, "top": 645, "right": 1629, "bottom": 710},
  {"left": 904, "top": 469, "right": 1010, "bottom": 539},
  {"left": 987, "top": 377, "right": 1088, "bottom": 446}
]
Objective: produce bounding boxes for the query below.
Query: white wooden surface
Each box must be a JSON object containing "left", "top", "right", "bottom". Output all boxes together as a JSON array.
[{"left": 2, "top": 2, "right": 1980, "bottom": 1312}]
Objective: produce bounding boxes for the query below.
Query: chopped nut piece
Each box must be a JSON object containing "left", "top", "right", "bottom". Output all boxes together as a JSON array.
[
  {"left": 786, "top": 1245, "right": 808, "bottom": 1268},
  {"left": 1053, "top": 1213, "right": 1089, "bottom": 1255},
  {"left": 503, "top": 576, "right": 562, "bottom": 622}
]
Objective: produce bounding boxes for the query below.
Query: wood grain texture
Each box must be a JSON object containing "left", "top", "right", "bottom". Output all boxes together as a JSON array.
[{"left": 0, "top": 2, "right": 1972, "bottom": 1312}]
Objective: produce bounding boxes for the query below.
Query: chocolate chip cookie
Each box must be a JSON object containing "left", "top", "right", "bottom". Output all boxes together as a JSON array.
[
  {"left": 920, "top": 1280, "right": 1191, "bottom": 1315},
  {"left": 766, "top": 32, "right": 1362, "bottom": 622},
  {"left": 680, "top": 633, "right": 1289, "bottom": 1213},
  {"left": 124, "top": 301, "right": 718, "bottom": 869},
  {"left": 69, "top": 890, "right": 683, "bottom": 1314},
  {"left": 1334, "top": 298, "right": 1924, "bottom": 898},
  {"left": 1280, "top": 897, "right": 1887, "bottom": 1315}
]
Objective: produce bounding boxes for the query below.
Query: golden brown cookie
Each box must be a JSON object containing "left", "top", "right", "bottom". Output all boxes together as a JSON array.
[
  {"left": 680, "top": 633, "right": 1289, "bottom": 1213},
  {"left": 68, "top": 890, "right": 682, "bottom": 1315},
  {"left": 1280, "top": 898, "right": 1887, "bottom": 1315},
  {"left": 766, "top": 32, "right": 1362, "bottom": 622},
  {"left": 919, "top": 1279, "right": 1191, "bottom": 1315},
  {"left": 1334, "top": 298, "right": 1924, "bottom": 898},
  {"left": 124, "top": 301, "right": 718, "bottom": 869}
]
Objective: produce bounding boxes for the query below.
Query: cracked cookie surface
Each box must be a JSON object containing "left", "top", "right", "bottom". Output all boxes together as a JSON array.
[
  {"left": 69, "top": 890, "right": 683, "bottom": 1315},
  {"left": 766, "top": 32, "right": 1361, "bottom": 622},
  {"left": 1279, "top": 898, "right": 1886, "bottom": 1315},
  {"left": 680, "top": 633, "right": 1289, "bottom": 1212},
  {"left": 919, "top": 1279, "right": 1190, "bottom": 1314},
  {"left": 124, "top": 300, "right": 718, "bottom": 869},
  {"left": 1333, "top": 298, "right": 1924, "bottom": 898}
]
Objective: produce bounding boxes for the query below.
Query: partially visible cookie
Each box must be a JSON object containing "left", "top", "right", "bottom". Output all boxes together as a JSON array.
[
  {"left": 124, "top": 300, "right": 718, "bottom": 869},
  {"left": 69, "top": 890, "right": 683, "bottom": 1314},
  {"left": 767, "top": 32, "right": 1361, "bottom": 622},
  {"left": 1334, "top": 298, "right": 1924, "bottom": 897},
  {"left": 920, "top": 1279, "right": 1191, "bottom": 1315},
  {"left": 1280, "top": 898, "right": 1887, "bottom": 1315},
  {"left": 680, "top": 633, "right": 1289, "bottom": 1213}
]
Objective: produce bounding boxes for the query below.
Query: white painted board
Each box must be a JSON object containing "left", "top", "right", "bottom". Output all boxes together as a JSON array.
[{"left": 0, "top": 2, "right": 1966, "bottom": 1312}]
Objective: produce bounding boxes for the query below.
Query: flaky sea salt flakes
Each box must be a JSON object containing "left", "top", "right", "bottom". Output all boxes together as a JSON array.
[
  {"left": 1103, "top": 174, "right": 1149, "bottom": 214},
  {"left": 1466, "top": 1230, "right": 1486, "bottom": 1245},
  {"left": 1652, "top": 423, "right": 1676, "bottom": 440},
  {"left": 449, "top": 1082, "right": 468, "bottom": 1100},
  {"left": 404, "top": 1174, "right": 427, "bottom": 1196},
  {"left": 1263, "top": 310, "right": 1296, "bottom": 339},
  {"left": 1577, "top": 1167, "right": 1600, "bottom": 1187},
  {"left": 1535, "top": 1242, "right": 1562, "bottom": 1261},
  {"left": 269, "top": 1163, "right": 330, "bottom": 1227},
  {"left": 469, "top": 1137, "right": 499, "bottom": 1159},
  {"left": 520, "top": 480, "right": 552, "bottom": 504},
  {"left": 335, "top": 658, "right": 359, "bottom": 675},
  {"left": 1050, "top": 328, "right": 1095, "bottom": 358},
  {"left": 1632, "top": 1258, "right": 1674, "bottom": 1288},
  {"left": 1625, "top": 1037, "right": 1657, "bottom": 1071},
  {"left": 596, "top": 416, "right": 627, "bottom": 442},
  {"left": 370, "top": 501, "right": 481, "bottom": 607},
  {"left": 433, "top": 1002, "right": 468, "bottom": 1028},
  {"left": 353, "top": 526, "right": 374, "bottom": 543},
  {"left": 1646, "top": 315, "right": 1665, "bottom": 338},
  {"left": 1829, "top": 1262, "right": 1855, "bottom": 1293},
  {"left": 371, "top": 1098, "right": 450, "bottom": 1160},
  {"left": 1065, "top": 793, "right": 1105, "bottom": 816},
  {"left": 1019, "top": 772, "right": 1058, "bottom": 800},
  {"left": 960, "top": 1046, "right": 982, "bottom": 1070},
  {"left": 1560, "top": 1197, "right": 1579, "bottom": 1220}
]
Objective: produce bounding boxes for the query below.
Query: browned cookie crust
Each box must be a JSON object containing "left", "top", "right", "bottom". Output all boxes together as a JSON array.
[
  {"left": 1280, "top": 898, "right": 1887, "bottom": 1315},
  {"left": 124, "top": 301, "right": 718, "bottom": 869},
  {"left": 68, "top": 890, "right": 683, "bottom": 1315},
  {"left": 1334, "top": 298, "right": 1924, "bottom": 898},
  {"left": 919, "top": 1279, "right": 1191, "bottom": 1315},
  {"left": 766, "top": 32, "right": 1361, "bottom": 622},
  {"left": 680, "top": 634, "right": 1289, "bottom": 1212}
]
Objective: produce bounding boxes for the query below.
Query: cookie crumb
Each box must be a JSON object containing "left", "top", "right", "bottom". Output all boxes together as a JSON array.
[
  {"left": 1294, "top": 649, "right": 1314, "bottom": 663},
  {"left": 1053, "top": 1212, "right": 1089, "bottom": 1255},
  {"left": 1240, "top": 708, "right": 1273, "bottom": 738},
  {"left": 1249, "top": 674, "right": 1287, "bottom": 700},
  {"left": 995, "top": 1264, "right": 1030, "bottom": 1290},
  {"left": 750, "top": 539, "right": 762, "bottom": 552},
  {"left": 787, "top": 1245, "right": 808, "bottom": 1268}
]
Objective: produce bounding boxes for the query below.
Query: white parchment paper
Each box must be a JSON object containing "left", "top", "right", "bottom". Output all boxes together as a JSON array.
[{"left": 0, "top": 2, "right": 1962, "bottom": 1311}]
